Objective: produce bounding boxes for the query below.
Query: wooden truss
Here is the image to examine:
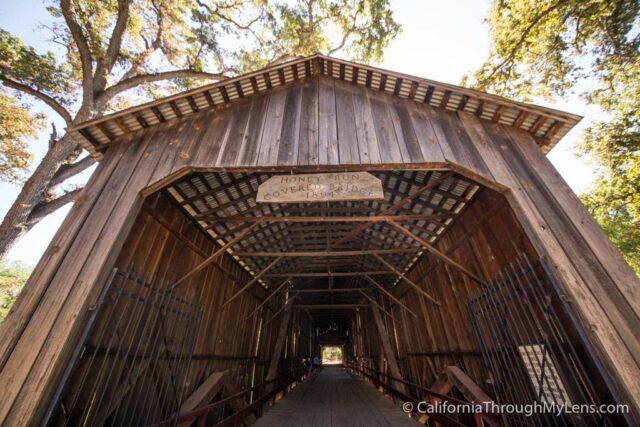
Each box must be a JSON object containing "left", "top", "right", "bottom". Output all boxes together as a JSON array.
[{"left": 167, "top": 169, "right": 483, "bottom": 321}]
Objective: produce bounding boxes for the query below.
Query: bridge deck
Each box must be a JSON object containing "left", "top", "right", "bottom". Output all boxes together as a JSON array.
[{"left": 255, "top": 366, "right": 419, "bottom": 427}]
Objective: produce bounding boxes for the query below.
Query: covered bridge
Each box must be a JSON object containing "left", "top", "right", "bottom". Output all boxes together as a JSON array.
[{"left": 0, "top": 55, "right": 638, "bottom": 426}]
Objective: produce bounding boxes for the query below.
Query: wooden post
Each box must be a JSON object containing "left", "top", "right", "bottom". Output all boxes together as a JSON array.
[
  {"left": 264, "top": 300, "right": 294, "bottom": 389},
  {"left": 370, "top": 302, "right": 407, "bottom": 395}
]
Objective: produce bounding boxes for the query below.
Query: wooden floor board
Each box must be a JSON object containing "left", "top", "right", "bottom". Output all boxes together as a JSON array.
[{"left": 255, "top": 367, "right": 418, "bottom": 427}]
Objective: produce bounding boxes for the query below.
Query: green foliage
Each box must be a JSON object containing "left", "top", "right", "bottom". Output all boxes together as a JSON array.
[
  {"left": 0, "top": 0, "right": 400, "bottom": 178},
  {"left": 579, "top": 95, "right": 640, "bottom": 272},
  {"left": 0, "top": 29, "right": 75, "bottom": 106},
  {"left": 246, "top": 0, "right": 401, "bottom": 67},
  {"left": 0, "top": 90, "right": 45, "bottom": 183},
  {"left": 2, "top": 0, "right": 402, "bottom": 122},
  {"left": 465, "top": 0, "right": 639, "bottom": 101},
  {"left": 0, "top": 0, "right": 401, "bottom": 263},
  {"left": 321, "top": 345, "right": 343, "bottom": 362},
  {"left": 467, "top": 0, "right": 640, "bottom": 274},
  {"left": 0, "top": 260, "right": 33, "bottom": 321},
  {"left": 38, "top": 0, "right": 400, "bottom": 106}
]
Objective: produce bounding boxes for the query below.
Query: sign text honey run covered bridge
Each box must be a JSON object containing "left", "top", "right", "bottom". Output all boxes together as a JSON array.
[{"left": 256, "top": 172, "right": 384, "bottom": 203}]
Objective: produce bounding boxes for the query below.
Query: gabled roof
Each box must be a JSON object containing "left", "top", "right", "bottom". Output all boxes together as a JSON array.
[{"left": 71, "top": 54, "right": 582, "bottom": 159}]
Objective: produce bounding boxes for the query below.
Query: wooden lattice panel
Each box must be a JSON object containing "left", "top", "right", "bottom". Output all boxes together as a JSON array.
[{"left": 164, "top": 170, "right": 480, "bottom": 305}]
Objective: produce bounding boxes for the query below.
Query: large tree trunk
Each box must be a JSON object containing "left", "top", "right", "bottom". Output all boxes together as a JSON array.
[{"left": 0, "top": 133, "right": 79, "bottom": 260}]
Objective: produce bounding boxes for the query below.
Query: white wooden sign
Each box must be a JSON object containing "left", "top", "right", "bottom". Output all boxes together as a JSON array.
[{"left": 256, "top": 172, "right": 384, "bottom": 203}]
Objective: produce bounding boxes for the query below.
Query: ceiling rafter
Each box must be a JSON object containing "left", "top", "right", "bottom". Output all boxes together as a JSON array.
[{"left": 165, "top": 169, "right": 481, "bottom": 318}]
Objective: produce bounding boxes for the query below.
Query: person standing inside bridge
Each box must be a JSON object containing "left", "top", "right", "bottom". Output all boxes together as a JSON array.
[{"left": 312, "top": 355, "right": 320, "bottom": 373}]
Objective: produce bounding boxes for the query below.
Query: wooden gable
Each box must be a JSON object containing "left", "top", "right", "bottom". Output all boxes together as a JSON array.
[{"left": 70, "top": 55, "right": 581, "bottom": 160}]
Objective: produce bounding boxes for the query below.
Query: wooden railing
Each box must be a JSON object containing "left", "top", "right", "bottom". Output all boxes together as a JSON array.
[
  {"left": 346, "top": 362, "right": 502, "bottom": 427},
  {"left": 152, "top": 367, "right": 306, "bottom": 427}
]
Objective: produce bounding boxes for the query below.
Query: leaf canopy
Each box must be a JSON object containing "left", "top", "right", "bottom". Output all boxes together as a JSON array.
[{"left": 467, "top": 0, "right": 640, "bottom": 275}]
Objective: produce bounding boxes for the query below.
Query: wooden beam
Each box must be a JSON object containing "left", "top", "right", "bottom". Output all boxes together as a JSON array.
[
  {"left": 359, "top": 290, "right": 394, "bottom": 320},
  {"left": 234, "top": 81, "right": 245, "bottom": 98},
  {"left": 245, "top": 277, "right": 292, "bottom": 320},
  {"left": 133, "top": 111, "right": 148, "bottom": 128},
  {"left": 234, "top": 249, "right": 417, "bottom": 257},
  {"left": 219, "top": 86, "right": 230, "bottom": 102},
  {"left": 112, "top": 117, "right": 130, "bottom": 134},
  {"left": 264, "top": 303, "right": 294, "bottom": 391},
  {"left": 266, "top": 271, "right": 395, "bottom": 278},
  {"left": 170, "top": 222, "right": 259, "bottom": 289},
  {"left": 386, "top": 220, "right": 486, "bottom": 285},
  {"left": 177, "top": 370, "right": 227, "bottom": 427},
  {"left": 203, "top": 90, "right": 215, "bottom": 107},
  {"left": 429, "top": 366, "right": 502, "bottom": 427},
  {"left": 372, "top": 254, "right": 440, "bottom": 305},
  {"left": 424, "top": 86, "right": 434, "bottom": 104},
  {"left": 439, "top": 90, "right": 451, "bottom": 108},
  {"left": 294, "top": 304, "right": 369, "bottom": 309},
  {"left": 529, "top": 115, "right": 547, "bottom": 135},
  {"left": 141, "top": 207, "right": 243, "bottom": 285},
  {"left": 202, "top": 214, "right": 447, "bottom": 224},
  {"left": 370, "top": 303, "right": 407, "bottom": 394},
  {"left": 458, "top": 95, "right": 470, "bottom": 111},
  {"left": 222, "top": 256, "right": 283, "bottom": 308},
  {"left": 150, "top": 106, "right": 166, "bottom": 123},
  {"left": 186, "top": 95, "right": 199, "bottom": 112},
  {"left": 492, "top": 105, "right": 504, "bottom": 123},
  {"left": 278, "top": 288, "right": 368, "bottom": 294},
  {"left": 78, "top": 128, "right": 100, "bottom": 146},
  {"left": 331, "top": 172, "right": 454, "bottom": 247},
  {"left": 95, "top": 122, "right": 115, "bottom": 140},
  {"left": 169, "top": 100, "right": 183, "bottom": 117},
  {"left": 267, "top": 292, "right": 299, "bottom": 324},
  {"left": 513, "top": 110, "right": 527, "bottom": 128},
  {"left": 363, "top": 275, "right": 418, "bottom": 318}
]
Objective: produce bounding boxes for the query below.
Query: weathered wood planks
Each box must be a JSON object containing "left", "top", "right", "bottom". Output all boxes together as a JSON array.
[
  {"left": 458, "top": 112, "right": 640, "bottom": 413},
  {"left": 181, "top": 75, "right": 495, "bottom": 171}
]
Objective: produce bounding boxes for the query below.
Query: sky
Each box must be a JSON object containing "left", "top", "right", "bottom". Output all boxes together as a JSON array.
[{"left": 0, "top": 0, "right": 601, "bottom": 266}]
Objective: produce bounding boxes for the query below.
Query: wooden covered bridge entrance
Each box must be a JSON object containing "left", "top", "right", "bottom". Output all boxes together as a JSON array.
[{"left": 0, "top": 55, "right": 638, "bottom": 427}]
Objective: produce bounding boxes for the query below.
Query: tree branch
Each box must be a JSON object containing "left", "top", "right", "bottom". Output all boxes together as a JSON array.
[
  {"left": 479, "top": 1, "right": 564, "bottom": 85},
  {"left": 94, "top": 0, "right": 132, "bottom": 92},
  {"left": 49, "top": 156, "right": 96, "bottom": 188},
  {"left": 119, "top": 3, "right": 165, "bottom": 82},
  {"left": 99, "top": 69, "right": 231, "bottom": 102},
  {"left": 0, "top": 75, "right": 73, "bottom": 125},
  {"left": 27, "top": 187, "right": 83, "bottom": 226},
  {"left": 60, "top": 0, "right": 95, "bottom": 103},
  {"left": 195, "top": 0, "right": 262, "bottom": 31}
]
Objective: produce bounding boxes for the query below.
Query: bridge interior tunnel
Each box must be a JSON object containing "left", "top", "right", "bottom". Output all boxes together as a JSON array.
[{"left": 48, "top": 169, "right": 615, "bottom": 426}]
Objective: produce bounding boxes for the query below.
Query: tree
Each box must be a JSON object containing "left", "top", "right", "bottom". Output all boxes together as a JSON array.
[
  {"left": 0, "top": 90, "right": 45, "bottom": 183},
  {"left": 0, "top": 260, "right": 32, "bottom": 321},
  {"left": 0, "top": 0, "right": 401, "bottom": 261},
  {"left": 465, "top": 0, "right": 640, "bottom": 274}
]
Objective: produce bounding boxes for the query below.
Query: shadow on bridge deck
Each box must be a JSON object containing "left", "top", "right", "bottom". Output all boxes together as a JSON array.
[{"left": 255, "top": 366, "right": 419, "bottom": 427}]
